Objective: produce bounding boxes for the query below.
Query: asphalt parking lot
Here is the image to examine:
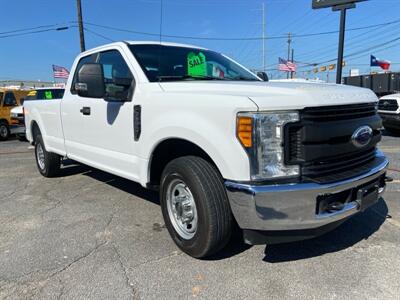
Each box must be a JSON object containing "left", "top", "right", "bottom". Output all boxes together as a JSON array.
[{"left": 0, "top": 133, "right": 399, "bottom": 300}]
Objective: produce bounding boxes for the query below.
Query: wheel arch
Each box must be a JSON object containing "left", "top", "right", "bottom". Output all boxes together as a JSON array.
[
  {"left": 30, "top": 121, "right": 42, "bottom": 144},
  {"left": 147, "top": 138, "right": 221, "bottom": 188},
  {"left": 0, "top": 118, "right": 9, "bottom": 125}
]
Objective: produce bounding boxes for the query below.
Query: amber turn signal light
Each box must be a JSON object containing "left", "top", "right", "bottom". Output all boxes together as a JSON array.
[{"left": 237, "top": 116, "right": 253, "bottom": 148}]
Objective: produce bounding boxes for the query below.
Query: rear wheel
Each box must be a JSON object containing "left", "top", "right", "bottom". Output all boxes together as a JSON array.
[
  {"left": 0, "top": 122, "right": 10, "bottom": 141},
  {"left": 160, "top": 156, "right": 232, "bottom": 258},
  {"left": 35, "top": 135, "right": 61, "bottom": 177}
]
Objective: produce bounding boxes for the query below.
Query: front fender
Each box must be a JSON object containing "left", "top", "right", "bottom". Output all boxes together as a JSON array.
[{"left": 140, "top": 109, "right": 252, "bottom": 182}]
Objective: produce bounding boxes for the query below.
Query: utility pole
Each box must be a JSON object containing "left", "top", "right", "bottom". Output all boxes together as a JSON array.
[
  {"left": 287, "top": 32, "right": 292, "bottom": 79},
  {"left": 76, "top": 0, "right": 86, "bottom": 52},
  {"left": 261, "top": 2, "right": 266, "bottom": 72}
]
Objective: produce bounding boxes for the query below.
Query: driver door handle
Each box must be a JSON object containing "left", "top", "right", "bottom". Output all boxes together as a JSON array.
[{"left": 80, "top": 106, "right": 91, "bottom": 115}]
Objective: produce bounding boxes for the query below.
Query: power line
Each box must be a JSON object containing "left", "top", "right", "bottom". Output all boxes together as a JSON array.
[
  {"left": 299, "top": 37, "right": 400, "bottom": 72},
  {"left": 81, "top": 18, "right": 400, "bottom": 41},
  {"left": 0, "top": 24, "right": 64, "bottom": 35},
  {"left": 84, "top": 28, "right": 114, "bottom": 42},
  {"left": 0, "top": 26, "right": 72, "bottom": 39},
  {"left": 295, "top": 22, "right": 399, "bottom": 61},
  {"left": 0, "top": 17, "right": 398, "bottom": 42},
  {"left": 298, "top": 27, "right": 400, "bottom": 65}
]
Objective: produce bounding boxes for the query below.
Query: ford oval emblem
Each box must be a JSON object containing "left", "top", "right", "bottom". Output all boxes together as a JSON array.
[{"left": 351, "top": 126, "right": 373, "bottom": 148}]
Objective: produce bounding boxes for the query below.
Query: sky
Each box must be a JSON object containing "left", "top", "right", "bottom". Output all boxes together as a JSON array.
[{"left": 0, "top": 0, "right": 399, "bottom": 82}]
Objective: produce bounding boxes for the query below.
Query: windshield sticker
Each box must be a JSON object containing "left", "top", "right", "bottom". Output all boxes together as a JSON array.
[
  {"left": 187, "top": 52, "right": 207, "bottom": 77},
  {"left": 44, "top": 91, "right": 53, "bottom": 99}
]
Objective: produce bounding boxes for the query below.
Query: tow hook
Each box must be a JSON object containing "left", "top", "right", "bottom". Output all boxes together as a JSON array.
[{"left": 326, "top": 201, "right": 345, "bottom": 212}]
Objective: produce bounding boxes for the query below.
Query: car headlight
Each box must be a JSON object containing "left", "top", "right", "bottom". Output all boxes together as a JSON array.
[
  {"left": 237, "top": 111, "right": 300, "bottom": 180},
  {"left": 11, "top": 113, "right": 18, "bottom": 118}
]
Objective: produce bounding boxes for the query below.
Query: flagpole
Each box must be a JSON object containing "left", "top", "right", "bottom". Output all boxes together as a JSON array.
[{"left": 52, "top": 65, "right": 55, "bottom": 85}]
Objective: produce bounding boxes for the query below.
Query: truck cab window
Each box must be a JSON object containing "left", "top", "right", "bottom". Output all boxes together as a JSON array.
[
  {"left": 98, "top": 50, "right": 134, "bottom": 101},
  {"left": 4, "top": 92, "right": 17, "bottom": 106}
]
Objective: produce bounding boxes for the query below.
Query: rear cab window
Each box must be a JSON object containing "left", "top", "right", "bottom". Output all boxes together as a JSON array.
[{"left": 24, "top": 89, "right": 65, "bottom": 101}]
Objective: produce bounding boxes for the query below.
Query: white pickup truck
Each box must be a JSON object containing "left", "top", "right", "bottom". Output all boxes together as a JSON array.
[
  {"left": 378, "top": 93, "right": 400, "bottom": 133},
  {"left": 25, "top": 41, "right": 389, "bottom": 258}
]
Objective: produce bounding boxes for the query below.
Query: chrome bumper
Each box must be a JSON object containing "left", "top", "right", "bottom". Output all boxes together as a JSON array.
[
  {"left": 10, "top": 125, "right": 25, "bottom": 135},
  {"left": 225, "top": 151, "right": 388, "bottom": 232}
]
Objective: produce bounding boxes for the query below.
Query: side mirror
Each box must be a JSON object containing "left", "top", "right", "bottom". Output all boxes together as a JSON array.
[
  {"left": 257, "top": 71, "right": 269, "bottom": 82},
  {"left": 75, "top": 63, "right": 105, "bottom": 98}
]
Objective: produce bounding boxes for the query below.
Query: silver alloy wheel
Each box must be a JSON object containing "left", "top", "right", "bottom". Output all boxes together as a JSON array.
[
  {"left": 166, "top": 179, "right": 198, "bottom": 240},
  {"left": 36, "top": 143, "right": 45, "bottom": 170},
  {"left": 0, "top": 125, "right": 7, "bottom": 138}
]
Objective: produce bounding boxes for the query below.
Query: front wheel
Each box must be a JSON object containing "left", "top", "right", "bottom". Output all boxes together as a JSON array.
[
  {"left": 0, "top": 122, "right": 10, "bottom": 141},
  {"left": 35, "top": 135, "right": 61, "bottom": 177},
  {"left": 160, "top": 156, "right": 232, "bottom": 258}
]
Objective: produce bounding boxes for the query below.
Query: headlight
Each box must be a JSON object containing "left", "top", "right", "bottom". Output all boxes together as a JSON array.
[
  {"left": 237, "top": 111, "right": 300, "bottom": 180},
  {"left": 11, "top": 113, "right": 18, "bottom": 118}
]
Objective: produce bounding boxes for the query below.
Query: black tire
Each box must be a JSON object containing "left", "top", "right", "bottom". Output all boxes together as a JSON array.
[
  {"left": 160, "top": 156, "right": 232, "bottom": 258},
  {"left": 0, "top": 122, "right": 10, "bottom": 141},
  {"left": 17, "top": 134, "right": 27, "bottom": 142},
  {"left": 34, "top": 135, "right": 61, "bottom": 177},
  {"left": 384, "top": 126, "right": 400, "bottom": 135}
]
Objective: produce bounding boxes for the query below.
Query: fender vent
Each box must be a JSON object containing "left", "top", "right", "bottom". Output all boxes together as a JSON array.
[{"left": 134, "top": 105, "right": 141, "bottom": 141}]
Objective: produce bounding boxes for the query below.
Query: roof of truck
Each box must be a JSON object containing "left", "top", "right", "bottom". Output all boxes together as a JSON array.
[
  {"left": 80, "top": 41, "right": 207, "bottom": 56},
  {"left": 126, "top": 41, "right": 207, "bottom": 50}
]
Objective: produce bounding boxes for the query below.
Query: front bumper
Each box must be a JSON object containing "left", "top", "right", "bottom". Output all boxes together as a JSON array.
[
  {"left": 10, "top": 124, "right": 26, "bottom": 135},
  {"left": 225, "top": 151, "right": 388, "bottom": 243},
  {"left": 379, "top": 112, "right": 400, "bottom": 129}
]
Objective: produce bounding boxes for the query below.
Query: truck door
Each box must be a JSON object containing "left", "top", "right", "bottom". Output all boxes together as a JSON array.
[
  {"left": 62, "top": 54, "right": 95, "bottom": 159},
  {"left": 70, "top": 48, "right": 139, "bottom": 181}
]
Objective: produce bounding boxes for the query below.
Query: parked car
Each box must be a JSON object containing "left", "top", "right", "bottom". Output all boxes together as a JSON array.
[
  {"left": 24, "top": 41, "right": 389, "bottom": 258},
  {"left": 378, "top": 93, "right": 400, "bottom": 133},
  {"left": 0, "top": 88, "right": 29, "bottom": 140},
  {"left": 10, "top": 87, "right": 65, "bottom": 141}
]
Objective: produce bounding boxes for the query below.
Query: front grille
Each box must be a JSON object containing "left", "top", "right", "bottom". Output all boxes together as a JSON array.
[
  {"left": 378, "top": 99, "right": 399, "bottom": 111},
  {"left": 285, "top": 103, "right": 382, "bottom": 183},
  {"left": 302, "top": 148, "right": 377, "bottom": 183},
  {"left": 302, "top": 102, "right": 377, "bottom": 122}
]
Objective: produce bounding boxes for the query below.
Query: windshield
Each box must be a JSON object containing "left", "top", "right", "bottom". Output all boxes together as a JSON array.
[{"left": 129, "top": 44, "right": 259, "bottom": 82}]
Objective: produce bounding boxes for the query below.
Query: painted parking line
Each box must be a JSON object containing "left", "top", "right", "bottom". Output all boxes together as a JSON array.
[{"left": 0, "top": 151, "right": 31, "bottom": 155}]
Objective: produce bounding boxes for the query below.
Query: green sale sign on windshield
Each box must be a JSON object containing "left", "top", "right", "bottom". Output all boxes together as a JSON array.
[
  {"left": 187, "top": 52, "right": 207, "bottom": 76},
  {"left": 44, "top": 91, "right": 53, "bottom": 99}
]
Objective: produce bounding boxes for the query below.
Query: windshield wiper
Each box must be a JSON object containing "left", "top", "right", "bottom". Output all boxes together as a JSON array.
[
  {"left": 231, "top": 75, "right": 259, "bottom": 81},
  {"left": 157, "top": 75, "right": 229, "bottom": 82}
]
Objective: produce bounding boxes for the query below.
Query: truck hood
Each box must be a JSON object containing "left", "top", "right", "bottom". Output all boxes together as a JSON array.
[
  {"left": 160, "top": 81, "right": 378, "bottom": 110},
  {"left": 10, "top": 105, "right": 23, "bottom": 114}
]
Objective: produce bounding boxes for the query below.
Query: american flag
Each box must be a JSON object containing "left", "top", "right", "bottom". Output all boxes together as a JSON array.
[
  {"left": 52, "top": 65, "right": 70, "bottom": 79},
  {"left": 278, "top": 58, "right": 297, "bottom": 72}
]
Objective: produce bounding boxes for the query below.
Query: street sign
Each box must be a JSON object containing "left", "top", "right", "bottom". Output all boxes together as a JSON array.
[
  {"left": 312, "top": 0, "right": 366, "bottom": 9},
  {"left": 350, "top": 69, "right": 360, "bottom": 76}
]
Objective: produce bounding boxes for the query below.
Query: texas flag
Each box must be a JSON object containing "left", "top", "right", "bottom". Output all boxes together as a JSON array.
[{"left": 370, "top": 55, "right": 391, "bottom": 70}]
